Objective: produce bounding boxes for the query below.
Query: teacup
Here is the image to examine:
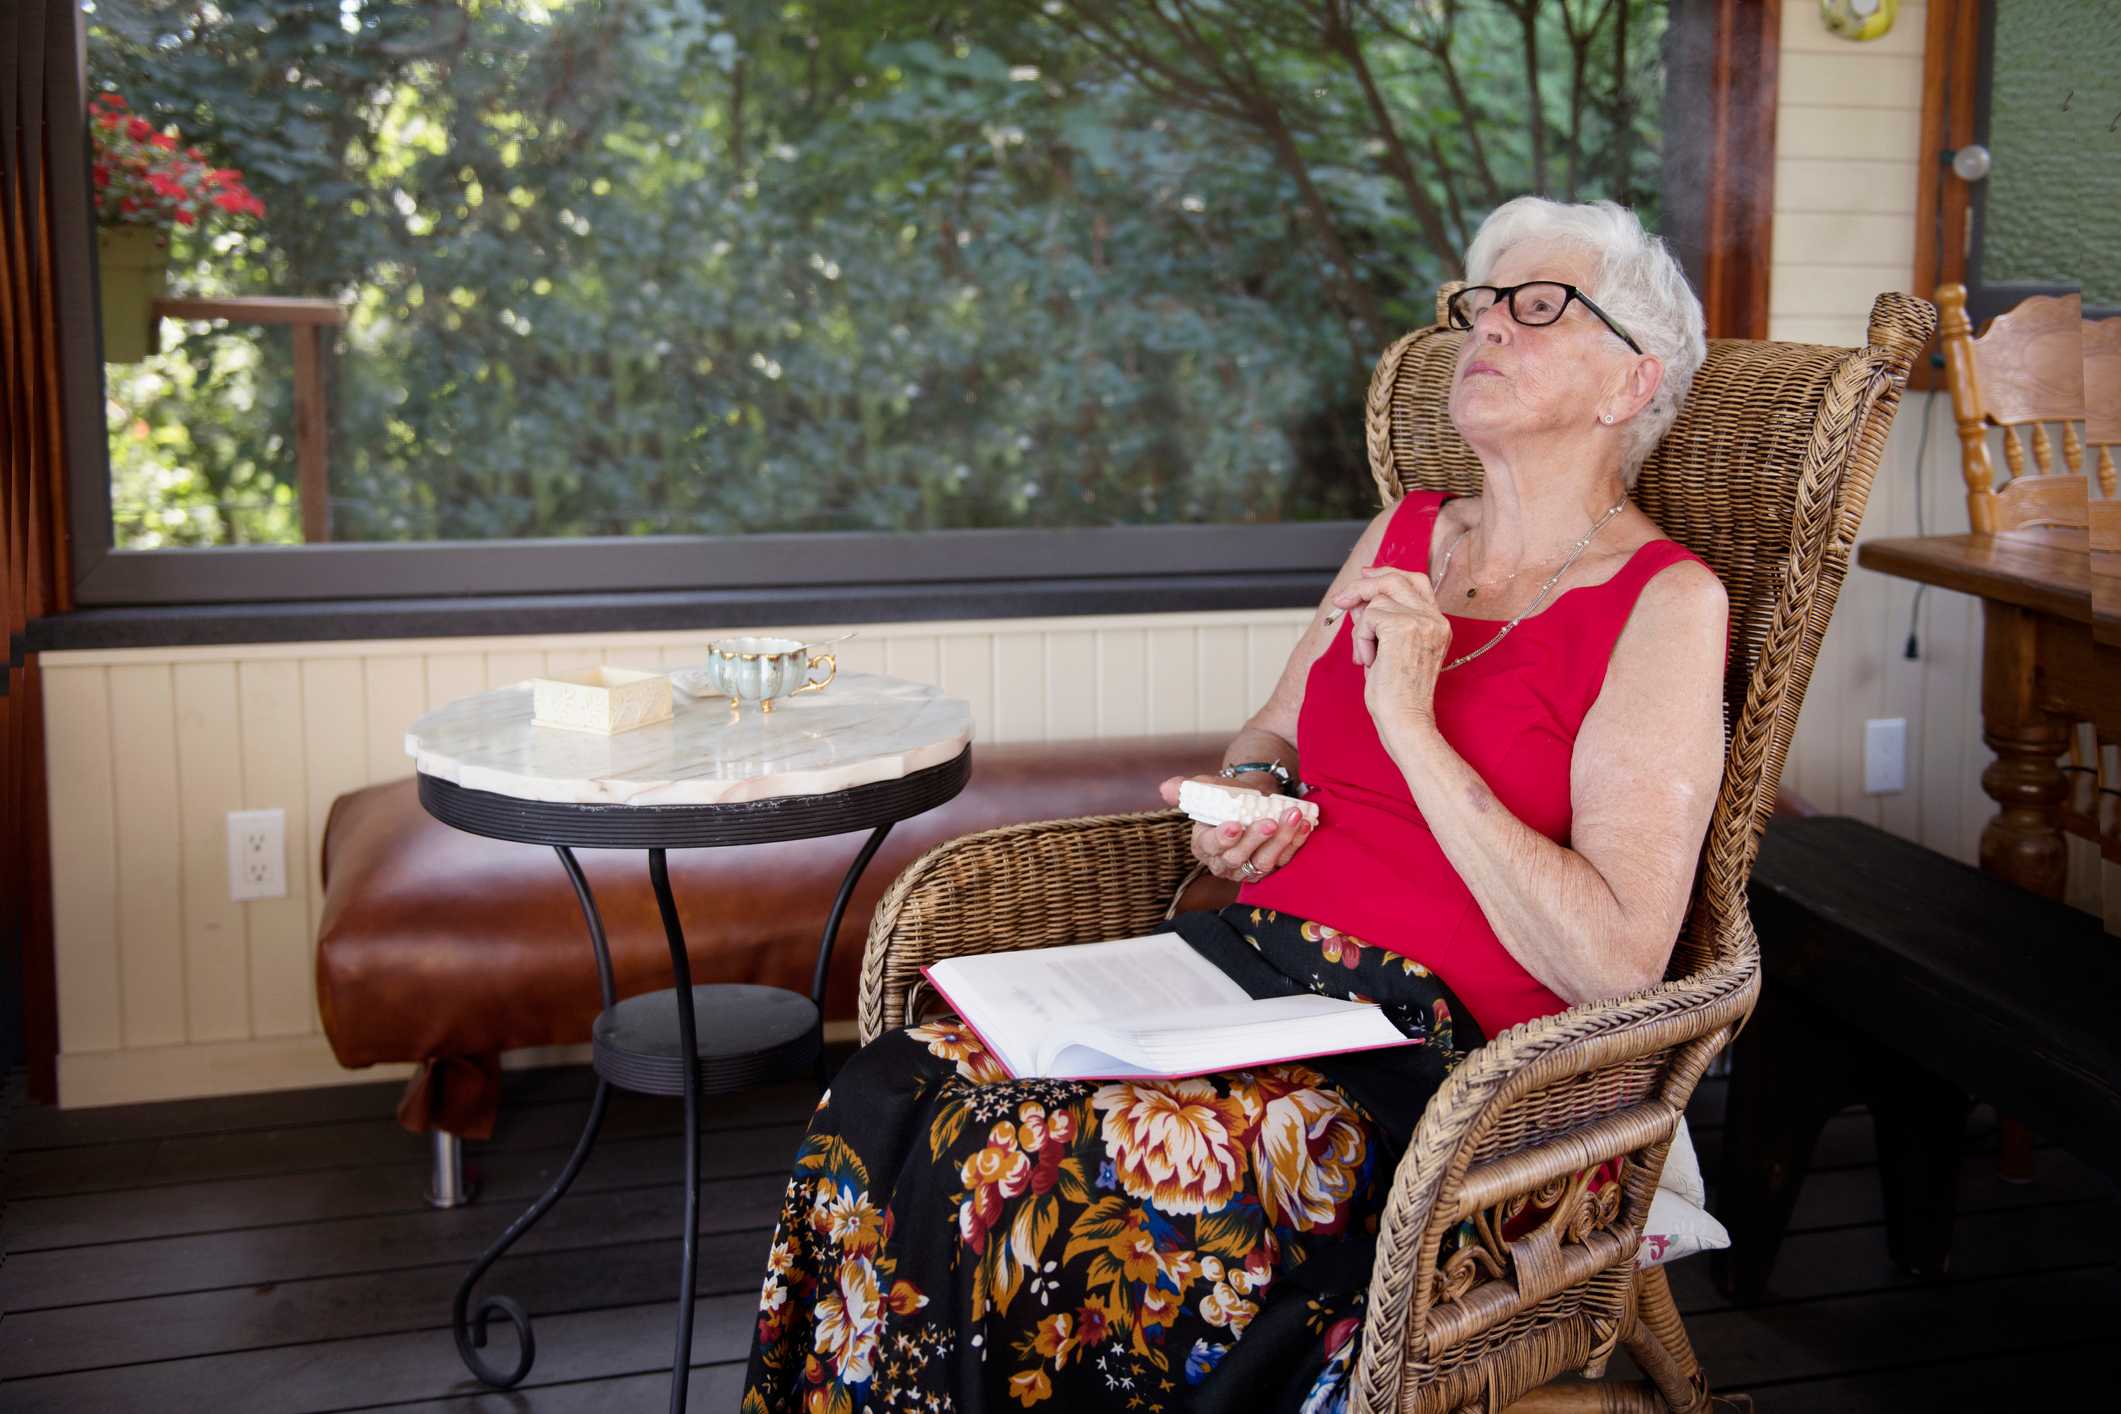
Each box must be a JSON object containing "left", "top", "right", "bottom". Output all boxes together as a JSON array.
[{"left": 702, "top": 636, "right": 837, "bottom": 718}]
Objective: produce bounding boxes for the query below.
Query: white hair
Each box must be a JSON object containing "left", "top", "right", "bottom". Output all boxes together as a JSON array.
[{"left": 1463, "top": 196, "right": 1706, "bottom": 487}]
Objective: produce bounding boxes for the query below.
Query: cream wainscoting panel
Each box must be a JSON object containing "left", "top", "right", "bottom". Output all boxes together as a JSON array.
[
  {"left": 44, "top": 609, "right": 1310, "bottom": 1106},
  {"left": 44, "top": 664, "right": 122, "bottom": 1056},
  {"left": 1771, "top": 1, "right": 1993, "bottom": 870},
  {"left": 172, "top": 662, "right": 250, "bottom": 1043},
  {"left": 108, "top": 664, "right": 187, "bottom": 1050},
  {"left": 238, "top": 659, "right": 317, "bottom": 1039}
]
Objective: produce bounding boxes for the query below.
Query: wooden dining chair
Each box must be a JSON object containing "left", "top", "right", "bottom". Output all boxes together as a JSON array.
[
  {"left": 2084, "top": 311, "right": 2120, "bottom": 500},
  {"left": 858, "top": 287, "right": 1937, "bottom": 1412},
  {"left": 2076, "top": 320, "right": 2120, "bottom": 921},
  {"left": 1936, "top": 283, "right": 2089, "bottom": 533}
]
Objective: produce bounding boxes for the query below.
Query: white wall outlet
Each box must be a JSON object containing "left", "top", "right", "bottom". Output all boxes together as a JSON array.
[
  {"left": 227, "top": 807, "right": 288, "bottom": 902},
  {"left": 1863, "top": 718, "right": 1907, "bottom": 795}
]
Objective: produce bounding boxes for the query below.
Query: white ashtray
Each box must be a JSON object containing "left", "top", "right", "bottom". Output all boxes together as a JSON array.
[
  {"left": 531, "top": 666, "right": 674, "bottom": 735},
  {"left": 1179, "top": 780, "right": 1320, "bottom": 828}
]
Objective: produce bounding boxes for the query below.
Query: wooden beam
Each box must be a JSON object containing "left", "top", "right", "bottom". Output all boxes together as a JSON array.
[
  {"left": 1699, "top": 0, "right": 1780, "bottom": 340},
  {"left": 151, "top": 295, "right": 346, "bottom": 326},
  {"left": 1911, "top": 0, "right": 1983, "bottom": 389},
  {"left": 291, "top": 324, "right": 332, "bottom": 543}
]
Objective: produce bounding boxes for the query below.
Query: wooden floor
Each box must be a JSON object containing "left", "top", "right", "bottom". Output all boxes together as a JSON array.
[{"left": 1, "top": 1061, "right": 2114, "bottom": 1412}]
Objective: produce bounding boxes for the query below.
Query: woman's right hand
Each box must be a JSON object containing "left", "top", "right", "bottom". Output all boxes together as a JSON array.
[{"left": 1157, "top": 775, "right": 1315, "bottom": 884}]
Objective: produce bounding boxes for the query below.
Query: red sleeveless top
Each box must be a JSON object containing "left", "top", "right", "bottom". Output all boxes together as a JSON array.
[{"left": 1238, "top": 490, "right": 1710, "bottom": 1037}]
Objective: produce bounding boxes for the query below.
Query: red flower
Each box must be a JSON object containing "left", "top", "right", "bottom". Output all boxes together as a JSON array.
[
  {"left": 126, "top": 116, "right": 152, "bottom": 141},
  {"left": 149, "top": 131, "right": 177, "bottom": 151},
  {"left": 119, "top": 195, "right": 140, "bottom": 213},
  {"left": 212, "top": 190, "right": 247, "bottom": 213},
  {"left": 92, "top": 162, "right": 110, "bottom": 189},
  {"left": 174, "top": 208, "right": 197, "bottom": 226},
  {"left": 97, "top": 93, "right": 126, "bottom": 111},
  {"left": 97, "top": 110, "right": 122, "bottom": 129},
  {"left": 147, "top": 172, "right": 185, "bottom": 200},
  {"left": 186, "top": 146, "right": 202, "bottom": 160}
]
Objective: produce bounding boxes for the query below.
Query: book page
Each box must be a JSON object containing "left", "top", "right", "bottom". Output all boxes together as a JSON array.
[
  {"left": 1035, "top": 994, "right": 1405, "bottom": 1078},
  {"left": 925, "top": 933, "right": 1252, "bottom": 1077}
]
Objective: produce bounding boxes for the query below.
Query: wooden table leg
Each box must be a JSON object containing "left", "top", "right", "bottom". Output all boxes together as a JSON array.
[
  {"left": 1979, "top": 600, "right": 2070, "bottom": 898},
  {"left": 1979, "top": 601, "right": 2070, "bottom": 1181}
]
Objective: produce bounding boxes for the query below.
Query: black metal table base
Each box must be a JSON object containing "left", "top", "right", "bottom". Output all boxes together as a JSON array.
[{"left": 447, "top": 814, "right": 904, "bottom": 1413}]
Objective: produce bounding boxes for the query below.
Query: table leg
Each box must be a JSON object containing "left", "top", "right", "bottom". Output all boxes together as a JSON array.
[
  {"left": 452, "top": 846, "right": 620, "bottom": 1387},
  {"left": 648, "top": 847, "right": 702, "bottom": 1414},
  {"left": 1978, "top": 602, "right": 2069, "bottom": 1183},
  {"left": 809, "top": 824, "right": 893, "bottom": 1085},
  {"left": 1979, "top": 601, "right": 2070, "bottom": 898}
]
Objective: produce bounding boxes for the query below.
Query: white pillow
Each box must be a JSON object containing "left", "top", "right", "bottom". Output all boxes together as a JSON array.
[{"left": 1634, "top": 1117, "right": 1730, "bottom": 1268}]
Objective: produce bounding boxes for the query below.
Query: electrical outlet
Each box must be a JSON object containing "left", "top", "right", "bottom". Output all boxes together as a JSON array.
[
  {"left": 1863, "top": 718, "right": 1907, "bottom": 795},
  {"left": 227, "top": 808, "right": 287, "bottom": 902}
]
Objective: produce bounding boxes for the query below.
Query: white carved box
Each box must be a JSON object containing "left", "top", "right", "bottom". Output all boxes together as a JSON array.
[{"left": 530, "top": 666, "right": 674, "bottom": 735}]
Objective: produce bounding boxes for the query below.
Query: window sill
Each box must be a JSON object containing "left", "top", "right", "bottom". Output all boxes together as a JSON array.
[{"left": 28, "top": 569, "right": 1332, "bottom": 652}]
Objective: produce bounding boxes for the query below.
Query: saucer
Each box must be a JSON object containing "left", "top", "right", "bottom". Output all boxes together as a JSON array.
[{"left": 667, "top": 666, "right": 727, "bottom": 701}]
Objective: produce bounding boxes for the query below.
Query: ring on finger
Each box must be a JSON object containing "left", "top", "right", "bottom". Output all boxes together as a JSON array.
[{"left": 1238, "top": 859, "right": 1262, "bottom": 880}]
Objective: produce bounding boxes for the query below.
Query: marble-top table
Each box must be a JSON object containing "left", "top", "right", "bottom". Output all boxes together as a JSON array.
[
  {"left": 407, "top": 670, "right": 971, "bottom": 1414},
  {"left": 406, "top": 669, "right": 973, "bottom": 807}
]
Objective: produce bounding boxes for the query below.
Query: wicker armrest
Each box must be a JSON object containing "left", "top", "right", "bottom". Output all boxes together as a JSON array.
[
  {"left": 856, "top": 808, "right": 1197, "bottom": 1042},
  {"left": 1350, "top": 936, "right": 1760, "bottom": 1414}
]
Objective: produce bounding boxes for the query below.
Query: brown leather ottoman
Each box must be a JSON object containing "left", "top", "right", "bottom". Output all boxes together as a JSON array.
[{"left": 316, "top": 734, "right": 1224, "bottom": 1146}]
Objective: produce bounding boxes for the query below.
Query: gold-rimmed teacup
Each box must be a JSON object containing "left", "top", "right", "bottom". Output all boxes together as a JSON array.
[{"left": 702, "top": 636, "right": 838, "bottom": 719}]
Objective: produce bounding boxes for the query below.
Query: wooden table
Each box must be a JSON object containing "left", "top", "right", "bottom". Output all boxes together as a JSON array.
[{"left": 1858, "top": 529, "right": 2117, "bottom": 904}]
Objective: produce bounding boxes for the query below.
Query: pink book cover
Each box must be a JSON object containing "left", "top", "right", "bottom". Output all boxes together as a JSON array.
[{"left": 918, "top": 964, "right": 1420, "bottom": 1082}]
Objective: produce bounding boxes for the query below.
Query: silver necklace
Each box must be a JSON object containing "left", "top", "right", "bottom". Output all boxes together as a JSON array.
[{"left": 1433, "top": 494, "right": 1629, "bottom": 672}]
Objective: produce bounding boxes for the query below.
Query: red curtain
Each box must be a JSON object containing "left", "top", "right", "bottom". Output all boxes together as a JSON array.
[{"left": 3, "top": 0, "right": 93, "bottom": 1103}]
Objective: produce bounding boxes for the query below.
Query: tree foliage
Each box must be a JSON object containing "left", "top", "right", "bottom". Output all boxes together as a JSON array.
[{"left": 89, "top": 0, "right": 1668, "bottom": 548}]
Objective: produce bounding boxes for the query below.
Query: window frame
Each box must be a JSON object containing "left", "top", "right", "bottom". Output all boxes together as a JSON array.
[
  {"left": 1914, "top": 0, "right": 2115, "bottom": 393},
  {"left": 1960, "top": 0, "right": 2116, "bottom": 326},
  {"left": 50, "top": 2, "right": 1751, "bottom": 644}
]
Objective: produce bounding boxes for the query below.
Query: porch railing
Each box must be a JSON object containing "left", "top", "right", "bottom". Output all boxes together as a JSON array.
[{"left": 151, "top": 295, "right": 347, "bottom": 543}]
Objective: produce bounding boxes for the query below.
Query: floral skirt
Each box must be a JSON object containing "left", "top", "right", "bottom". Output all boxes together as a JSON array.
[{"left": 742, "top": 904, "right": 1484, "bottom": 1414}]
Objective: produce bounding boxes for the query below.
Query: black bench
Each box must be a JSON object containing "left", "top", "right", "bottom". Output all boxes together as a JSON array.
[{"left": 1715, "top": 814, "right": 2121, "bottom": 1303}]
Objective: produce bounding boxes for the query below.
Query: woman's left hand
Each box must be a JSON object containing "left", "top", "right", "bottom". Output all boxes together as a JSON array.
[{"left": 1333, "top": 567, "right": 1452, "bottom": 751}]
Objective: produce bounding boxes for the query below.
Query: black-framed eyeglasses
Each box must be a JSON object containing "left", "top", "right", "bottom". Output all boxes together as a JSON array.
[{"left": 1447, "top": 281, "right": 1642, "bottom": 355}]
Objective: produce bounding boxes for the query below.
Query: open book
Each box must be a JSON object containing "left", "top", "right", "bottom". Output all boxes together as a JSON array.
[{"left": 921, "top": 932, "right": 1417, "bottom": 1080}]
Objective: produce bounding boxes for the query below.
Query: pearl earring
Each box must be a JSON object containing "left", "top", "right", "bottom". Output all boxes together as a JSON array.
[{"left": 1600, "top": 413, "right": 1614, "bottom": 425}]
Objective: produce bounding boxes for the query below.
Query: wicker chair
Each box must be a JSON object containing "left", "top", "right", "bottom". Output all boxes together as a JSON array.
[{"left": 857, "top": 287, "right": 1937, "bottom": 1413}]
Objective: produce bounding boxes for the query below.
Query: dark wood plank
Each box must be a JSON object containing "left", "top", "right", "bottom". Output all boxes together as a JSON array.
[
  {"left": 3, "top": 1170, "right": 787, "bottom": 1311},
  {"left": 0, "top": 1292, "right": 760, "bottom": 1414},
  {"left": 345, "top": 1362, "right": 748, "bottom": 1413},
  {"left": 1667, "top": 1192, "right": 2120, "bottom": 1313},
  {"left": 5, "top": 1079, "right": 817, "bottom": 1200},
  {"left": 1674, "top": 1266, "right": 2121, "bottom": 1391},
  {"left": 5, "top": 1121, "right": 807, "bottom": 1251},
  {"left": 1741, "top": 1342, "right": 2110, "bottom": 1411},
  {"left": 6, "top": 1068, "right": 594, "bottom": 1151},
  {"left": 1772, "top": 1135, "right": 2114, "bottom": 1234},
  {"left": 0, "top": 1224, "right": 775, "bottom": 1380}
]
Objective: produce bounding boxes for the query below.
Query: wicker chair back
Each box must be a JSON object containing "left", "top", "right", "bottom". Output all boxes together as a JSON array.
[{"left": 1363, "top": 285, "right": 1937, "bottom": 981}]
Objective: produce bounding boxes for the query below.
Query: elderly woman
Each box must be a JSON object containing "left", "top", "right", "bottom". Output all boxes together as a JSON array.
[{"left": 742, "top": 197, "right": 1726, "bottom": 1414}]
